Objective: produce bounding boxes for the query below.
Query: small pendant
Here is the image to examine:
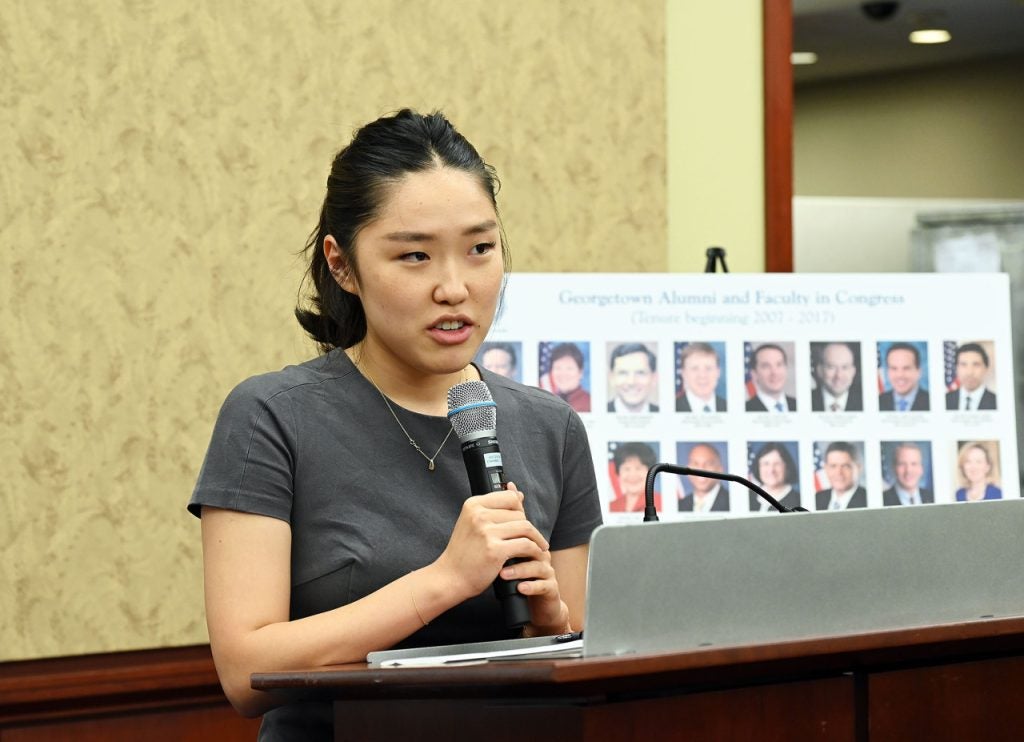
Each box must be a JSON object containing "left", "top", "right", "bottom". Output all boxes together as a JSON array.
[{"left": 428, "top": 460, "right": 436, "bottom": 472}]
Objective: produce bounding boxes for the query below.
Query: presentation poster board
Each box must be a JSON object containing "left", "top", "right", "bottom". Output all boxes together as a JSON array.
[{"left": 478, "top": 274, "right": 1019, "bottom": 524}]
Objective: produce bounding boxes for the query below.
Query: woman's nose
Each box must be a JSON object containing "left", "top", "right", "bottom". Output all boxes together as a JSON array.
[{"left": 433, "top": 262, "right": 469, "bottom": 305}]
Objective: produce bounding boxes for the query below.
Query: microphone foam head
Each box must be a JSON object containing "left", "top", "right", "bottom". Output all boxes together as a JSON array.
[{"left": 447, "top": 380, "right": 497, "bottom": 439}]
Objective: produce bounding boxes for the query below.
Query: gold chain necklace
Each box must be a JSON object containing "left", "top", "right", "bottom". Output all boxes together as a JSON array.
[{"left": 360, "top": 366, "right": 462, "bottom": 472}]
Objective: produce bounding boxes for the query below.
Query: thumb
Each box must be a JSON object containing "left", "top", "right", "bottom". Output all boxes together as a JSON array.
[{"left": 505, "top": 481, "right": 524, "bottom": 501}]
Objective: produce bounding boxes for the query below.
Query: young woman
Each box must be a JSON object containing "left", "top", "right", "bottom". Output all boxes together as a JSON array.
[{"left": 188, "top": 110, "right": 602, "bottom": 740}]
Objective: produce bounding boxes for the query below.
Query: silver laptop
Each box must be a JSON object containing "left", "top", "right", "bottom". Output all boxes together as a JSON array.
[{"left": 370, "top": 500, "right": 1024, "bottom": 666}]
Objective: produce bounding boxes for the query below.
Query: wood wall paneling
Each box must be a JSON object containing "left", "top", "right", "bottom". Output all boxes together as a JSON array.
[
  {"left": 0, "top": 645, "right": 259, "bottom": 740},
  {"left": 763, "top": 0, "right": 794, "bottom": 271}
]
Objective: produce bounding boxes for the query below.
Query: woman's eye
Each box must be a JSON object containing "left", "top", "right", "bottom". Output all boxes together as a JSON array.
[
  {"left": 400, "top": 251, "right": 429, "bottom": 262},
  {"left": 472, "top": 242, "right": 497, "bottom": 255}
]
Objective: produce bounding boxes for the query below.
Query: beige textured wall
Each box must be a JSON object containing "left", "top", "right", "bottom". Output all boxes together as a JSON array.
[
  {"left": 0, "top": 1, "right": 665, "bottom": 660},
  {"left": 795, "top": 54, "right": 1024, "bottom": 199},
  {"left": 667, "top": 0, "right": 765, "bottom": 272}
]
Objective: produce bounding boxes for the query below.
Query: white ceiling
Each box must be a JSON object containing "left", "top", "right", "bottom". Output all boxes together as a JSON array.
[{"left": 793, "top": 0, "right": 1024, "bottom": 84}]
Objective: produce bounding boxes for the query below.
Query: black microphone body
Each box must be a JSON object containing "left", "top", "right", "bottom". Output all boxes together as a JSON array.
[
  {"left": 448, "top": 382, "right": 532, "bottom": 630},
  {"left": 460, "top": 434, "right": 507, "bottom": 495}
]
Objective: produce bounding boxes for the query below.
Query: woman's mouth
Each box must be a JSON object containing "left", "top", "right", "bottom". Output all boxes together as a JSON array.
[{"left": 428, "top": 320, "right": 473, "bottom": 345}]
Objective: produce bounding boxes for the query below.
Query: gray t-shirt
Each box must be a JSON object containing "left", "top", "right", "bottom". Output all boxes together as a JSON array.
[{"left": 189, "top": 349, "right": 601, "bottom": 741}]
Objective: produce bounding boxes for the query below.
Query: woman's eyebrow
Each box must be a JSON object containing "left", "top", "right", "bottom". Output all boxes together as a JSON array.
[
  {"left": 463, "top": 220, "right": 498, "bottom": 236},
  {"left": 384, "top": 220, "right": 498, "bottom": 242}
]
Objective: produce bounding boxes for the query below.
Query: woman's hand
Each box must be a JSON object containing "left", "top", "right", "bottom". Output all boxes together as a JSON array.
[
  {"left": 499, "top": 483, "right": 571, "bottom": 636},
  {"left": 434, "top": 485, "right": 549, "bottom": 602}
]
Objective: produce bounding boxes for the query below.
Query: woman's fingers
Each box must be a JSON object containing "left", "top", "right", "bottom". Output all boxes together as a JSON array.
[
  {"left": 507, "top": 552, "right": 569, "bottom": 631},
  {"left": 438, "top": 484, "right": 549, "bottom": 598},
  {"left": 464, "top": 489, "right": 523, "bottom": 513},
  {"left": 500, "top": 555, "right": 553, "bottom": 582}
]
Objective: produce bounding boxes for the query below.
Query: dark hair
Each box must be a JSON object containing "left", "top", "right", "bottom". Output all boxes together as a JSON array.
[
  {"left": 609, "top": 343, "right": 656, "bottom": 372},
  {"left": 885, "top": 342, "right": 921, "bottom": 368},
  {"left": 612, "top": 442, "right": 657, "bottom": 472},
  {"left": 751, "top": 343, "right": 788, "bottom": 368},
  {"left": 956, "top": 342, "right": 989, "bottom": 367},
  {"left": 752, "top": 442, "right": 797, "bottom": 485},
  {"left": 824, "top": 441, "right": 861, "bottom": 466},
  {"left": 295, "top": 109, "right": 509, "bottom": 352},
  {"left": 479, "top": 342, "right": 517, "bottom": 370},
  {"left": 549, "top": 342, "right": 584, "bottom": 371}
]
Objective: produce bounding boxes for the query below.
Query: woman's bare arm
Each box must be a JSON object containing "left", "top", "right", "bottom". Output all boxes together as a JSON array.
[
  {"left": 201, "top": 488, "right": 549, "bottom": 716},
  {"left": 550, "top": 543, "right": 589, "bottom": 630}
]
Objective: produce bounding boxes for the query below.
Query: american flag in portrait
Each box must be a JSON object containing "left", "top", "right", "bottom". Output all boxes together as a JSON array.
[
  {"left": 743, "top": 341, "right": 756, "bottom": 398},
  {"left": 813, "top": 440, "right": 829, "bottom": 492},
  {"left": 944, "top": 340, "right": 960, "bottom": 392},
  {"left": 674, "top": 342, "right": 686, "bottom": 398},
  {"left": 876, "top": 343, "right": 885, "bottom": 393},
  {"left": 538, "top": 341, "right": 556, "bottom": 393}
]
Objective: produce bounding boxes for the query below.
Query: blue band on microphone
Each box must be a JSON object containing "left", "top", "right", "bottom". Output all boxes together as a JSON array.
[{"left": 447, "top": 400, "right": 497, "bottom": 419}]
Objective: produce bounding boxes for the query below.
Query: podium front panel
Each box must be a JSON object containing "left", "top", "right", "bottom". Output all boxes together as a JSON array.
[{"left": 584, "top": 499, "right": 1024, "bottom": 657}]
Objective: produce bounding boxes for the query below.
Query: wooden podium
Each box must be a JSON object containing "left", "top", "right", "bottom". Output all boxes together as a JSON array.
[{"left": 253, "top": 616, "right": 1024, "bottom": 741}]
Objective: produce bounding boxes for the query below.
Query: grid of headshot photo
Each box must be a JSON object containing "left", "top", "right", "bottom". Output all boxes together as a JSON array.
[
  {"left": 477, "top": 271, "right": 1018, "bottom": 523},
  {"left": 473, "top": 333, "right": 1017, "bottom": 523}
]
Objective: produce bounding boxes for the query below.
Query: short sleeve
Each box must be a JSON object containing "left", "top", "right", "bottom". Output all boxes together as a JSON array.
[
  {"left": 187, "top": 379, "right": 296, "bottom": 521},
  {"left": 548, "top": 409, "right": 602, "bottom": 551}
]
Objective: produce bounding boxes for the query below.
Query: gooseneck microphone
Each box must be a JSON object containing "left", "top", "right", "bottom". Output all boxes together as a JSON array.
[
  {"left": 643, "top": 464, "right": 809, "bottom": 522},
  {"left": 447, "top": 380, "right": 532, "bottom": 630}
]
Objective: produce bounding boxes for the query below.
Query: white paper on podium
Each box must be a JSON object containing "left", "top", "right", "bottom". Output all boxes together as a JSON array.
[
  {"left": 368, "top": 633, "right": 584, "bottom": 668},
  {"left": 374, "top": 639, "right": 584, "bottom": 667}
]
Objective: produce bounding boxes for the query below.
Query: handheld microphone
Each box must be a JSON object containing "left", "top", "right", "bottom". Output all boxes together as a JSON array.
[
  {"left": 447, "top": 380, "right": 532, "bottom": 630},
  {"left": 643, "top": 464, "right": 809, "bottom": 522}
]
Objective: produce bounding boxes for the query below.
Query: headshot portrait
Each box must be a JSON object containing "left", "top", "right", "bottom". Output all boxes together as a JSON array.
[
  {"left": 881, "top": 441, "right": 934, "bottom": 506},
  {"left": 745, "top": 342, "right": 797, "bottom": 412},
  {"left": 475, "top": 341, "right": 522, "bottom": 383},
  {"left": 810, "top": 341, "right": 863, "bottom": 412},
  {"left": 944, "top": 341, "right": 997, "bottom": 411},
  {"left": 676, "top": 441, "right": 730, "bottom": 513},
  {"left": 878, "top": 341, "right": 930, "bottom": 411},
  {"left": 538, "top": 341, "right": 591, "bottom": 413},
  {"left": 955, "top": 440, "right": 1002, "bottom": 502},
  {"left": 813, "top": 441, "right": 867, "bottom": 511},
  {"left": 606, "top": 342, "right": 659, "bottom": 413},
  {"left": 674, "top": 341, "right": 727, "bottom": 413},
  {"left": 747, "top": 441, "right": 801, "bottom": 513},
  {"left": 608, "top": 441, "right": 660, "bottom": 513}
]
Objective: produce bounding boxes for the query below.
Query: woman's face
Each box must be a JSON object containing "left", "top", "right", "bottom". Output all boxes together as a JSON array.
[
  {"left": 551, "top": 356, "right": 583, "bottom": 393},
  {"left": 334, "top": 167, "right": 504, "bottom": 378},
  {"left": 758, "top": 450, "right": 787, "bottom": 489},
  {"left": 618, "top": 456, "right": 649, "bottom": 498},
  {"left": 962, "top": 447, "right": 991, "bottom": 485}
]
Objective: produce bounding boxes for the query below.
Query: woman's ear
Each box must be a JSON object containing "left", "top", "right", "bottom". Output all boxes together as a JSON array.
[{"left": 324, "top": 235, "right": 358, "bottom": 294}]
